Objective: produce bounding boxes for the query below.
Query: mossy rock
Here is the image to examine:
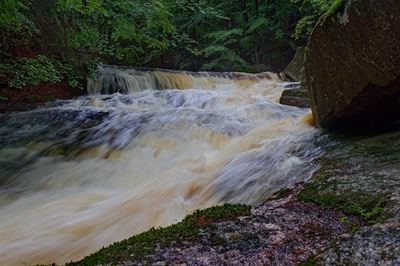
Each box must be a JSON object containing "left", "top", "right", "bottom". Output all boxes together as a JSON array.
[
  {"left": 299, "top": 182, "right": 388, "bottom": 224},
  {"left": 298, "top": 126, "right": 400, "bottom": 265},
  {"left": 68, "top": 204, "right": 250, "bottom": 265}
]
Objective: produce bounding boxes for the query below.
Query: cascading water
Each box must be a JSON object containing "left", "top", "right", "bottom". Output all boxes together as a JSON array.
[{"left": 0, "top": 66, "right": 322, "bottom": 265}]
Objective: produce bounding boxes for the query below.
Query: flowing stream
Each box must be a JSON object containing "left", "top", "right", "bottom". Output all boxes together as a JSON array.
[{"left": 0, "top": 66, "right": 323, "bottom": 265}]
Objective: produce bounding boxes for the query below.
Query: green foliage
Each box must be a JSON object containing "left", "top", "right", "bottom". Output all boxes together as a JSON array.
[
  {"left": 1, "top": 55, "right": 60, "bottom": 89},
  {"left": 202, "top": 26, "right": 251, "bottom": 71},
  {"left": 246, "top": 17, "right": 269, "bottom": 34},
  {"left": 202, "top": 46, "right": 251, "bottom": 72},
  {"left": 0, "top": 0, "right": 343, "bottom": 93},
  {"left": 1, "top": 0, "right": 181, "bottom": 92},
  {"left": 292, "top": 0, "right": 336, "bottom": 42},
  {"left": 327, "top": 0, "right": 347, "bottom": 16},
  {"left": 0, "top": 93, "right": 8, "bottom": 101},
  {"left": 68, "top": 204, "right": 250, "bottom": 265},
  {"left": 0, "top": 0, "right": 33, "bottom": 32},
  {"left": 294, "top": 15, "right": 319, "bottom": 41},
  {"left": 0, "top": 56, "right": 96, "bottom": 91},
  {"left": 59, "top": 63, "right": 83, "bottom": 89},
  {"left": 207, "top": 28, "right": 243, "bottom": 44},
  {"left": 55, "top": 0, "right": 177, "bottom": 65}
]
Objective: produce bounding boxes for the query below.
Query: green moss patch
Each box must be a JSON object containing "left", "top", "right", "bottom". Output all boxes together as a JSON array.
[
  {"left": 298, "top": 182, "right": 388, "bottom": 224},
  {"left": 67, "top": 204, "right": 250, "bottom": 265},
  {"left": 299, "top": 255, "right": 323, "bottom": 266},
  {"left": 314, "top": 0, "right": 350, "bottom": 28},
  {"left": 327, "top": 0, "right": 347, "bottom": 17},
  {"left": 272, "top": 187, "right": 293, "bottom": 199}
]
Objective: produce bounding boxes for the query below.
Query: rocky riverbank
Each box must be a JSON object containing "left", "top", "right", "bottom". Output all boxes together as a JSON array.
[
  {"left": 68, "top": 185, "right": 360, "bottom": 266},
  {"left": 0, "top": 81, "right": 86, "bottom": 113},
  {"left": 69, "top": 124, "right": 400, "bottom": 265},
  {"left": 300, "top": 125, "right": 400, "bottom": 265}
]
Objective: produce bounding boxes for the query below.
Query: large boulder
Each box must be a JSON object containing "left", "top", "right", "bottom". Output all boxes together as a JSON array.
[
  {"left": 284, "top": 47, "right": 306, "bottom": 82},
  {"left": 305, "top": 0, "right": 400, "bottom": 129}
]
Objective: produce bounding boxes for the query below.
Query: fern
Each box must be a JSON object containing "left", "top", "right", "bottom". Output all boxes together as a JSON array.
[
  {"left": 293, "top": 0, "right": 337, "bottom": 40},
  {"left": 293, "top": 15, "right": 318, "bottom": 40},
  {"left": 206, "top": 28, "right": 243, "bottom": 44},
  {"left": 246, "top": 17, "right": 269, "bottom": 34},
  {"left": 202, "top": 45, "right": 250, "bottom": 72},
  {"left": 203, "top": 45, "right": 230, "bottom": 57}
]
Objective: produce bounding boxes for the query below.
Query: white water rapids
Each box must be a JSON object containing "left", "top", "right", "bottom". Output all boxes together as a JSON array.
[{"left": 0, "top": 67, "right": 322, "bottom": 265}]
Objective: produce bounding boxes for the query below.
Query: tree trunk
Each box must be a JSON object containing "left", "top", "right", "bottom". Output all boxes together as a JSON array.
[
  {"left": 240, "top": 0, "right": 249, "bottom": 30},
  {"left": 254, "top": 0, "right": 259, "bottom": 16}
]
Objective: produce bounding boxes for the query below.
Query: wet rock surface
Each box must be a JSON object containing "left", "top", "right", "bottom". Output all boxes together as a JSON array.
[
  {"left": 284, "top": 47, "right": 306, "bottom": 82},
  {"left": 312, "top": 128, "right": 400, "bottom": 221},
  {"left": 305, "top": 0, "right": 400, "bottom": 129},
  {"left": 301, "top": 126, "right": 400, "bottom": 265},
  {"left": 81, "top": 186, "right": 355, "bottom": 266},
  {"left": 280, "top": 87, "right": 310, "bottom": 108},
  {"left": 315, "top": 224, "right": 400, "bottom": 265},
  {"left": 146, "top": 191, "right": 354, "bottom": 265}
]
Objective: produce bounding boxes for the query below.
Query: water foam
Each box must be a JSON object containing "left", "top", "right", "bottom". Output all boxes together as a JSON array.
[{"left": 0, "top": 67, "right": 321, "bottom": 265}]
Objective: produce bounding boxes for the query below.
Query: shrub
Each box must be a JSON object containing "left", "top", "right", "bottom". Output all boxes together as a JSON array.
[{"left": 2, "top": 55, "right": 60, "bottom": 89}]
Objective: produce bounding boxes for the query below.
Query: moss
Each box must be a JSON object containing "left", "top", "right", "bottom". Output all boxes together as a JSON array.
[
  {"left": 67, "top": 204, "right": 250, "bottom": 265},
  {"left": 273, "top": 187, "right": 293, "bottom": 199},
  {"left": 43, "top": 94, "right": 56, "bottom": 101},
  {"left": 326, "top": 0, "right": 348, "bottom": 17},
  {"left": 298, "top": 182, "right": 388, "bottom": 224},
  {"left": 299, "top": 255, "right": 323, "bottom": 266},
  {"left": 306, "top": 0, "right": 349, "bottom": 41}
]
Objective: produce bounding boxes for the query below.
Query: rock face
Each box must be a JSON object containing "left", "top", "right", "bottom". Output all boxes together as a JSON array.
[
  {"left": 303, "top": 127, "right": 400, "bottom": 265},
  {"left": 284, "top": 47, "right": 306, "bottom": 82},
  {"left": 280, "top": 87, "right": 310, "bottom": 108},
  {"left": 281, "top": 47, "right": 310, "bottom": 108},
  {"left": 305, "top": 0, "right": 400, "bottom": 129}
]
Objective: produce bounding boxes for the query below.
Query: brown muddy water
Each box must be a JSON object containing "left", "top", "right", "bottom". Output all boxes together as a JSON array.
[{"left": 0, "top": 67, "right": 323, "bottom": 265}]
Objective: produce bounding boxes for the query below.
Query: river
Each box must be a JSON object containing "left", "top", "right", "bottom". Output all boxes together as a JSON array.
[{"left": 0, "top": 66, "right": 323, "bottom": 265}]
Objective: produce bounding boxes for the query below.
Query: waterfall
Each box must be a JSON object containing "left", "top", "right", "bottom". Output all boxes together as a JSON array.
[
  {"left": 0, "top": 66, "right": 321, "bottom": 265},
  {"left": 87, "top": 64, "right": 283, "bottom": 94}
]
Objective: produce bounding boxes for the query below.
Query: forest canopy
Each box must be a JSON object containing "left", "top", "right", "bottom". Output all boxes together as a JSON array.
[{"left": 0, "top": 0, "right": 337, "bottom": 91}]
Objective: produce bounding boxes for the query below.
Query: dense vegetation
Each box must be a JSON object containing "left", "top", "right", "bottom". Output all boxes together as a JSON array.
[{"left": 0, "top": 0, "right": 336, "bottom": 96}]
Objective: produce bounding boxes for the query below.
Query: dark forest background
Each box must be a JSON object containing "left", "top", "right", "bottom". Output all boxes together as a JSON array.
[{"left": 0, "top": 0, "right": 337, "bottom": 95}]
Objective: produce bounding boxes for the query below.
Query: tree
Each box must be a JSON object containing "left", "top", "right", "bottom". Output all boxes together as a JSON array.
[{"left": 0, "top": 0, "right": 340, "bottom": 93}]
